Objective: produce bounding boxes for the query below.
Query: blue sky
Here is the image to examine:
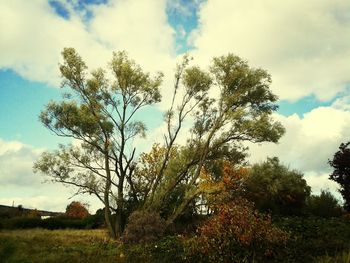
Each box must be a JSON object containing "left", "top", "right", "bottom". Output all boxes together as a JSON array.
[{"left": 1, "top": 0, "right": 350, "bottom": 212}]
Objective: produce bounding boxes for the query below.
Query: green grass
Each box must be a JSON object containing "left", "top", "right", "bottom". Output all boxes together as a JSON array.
[{"left": 0, "top": 229, "right": 122, "bottom": 263}]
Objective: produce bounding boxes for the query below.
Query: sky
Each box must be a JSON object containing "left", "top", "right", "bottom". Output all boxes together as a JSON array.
[{"left": 0, "top": 0, "right": 350, "bottom": 213}]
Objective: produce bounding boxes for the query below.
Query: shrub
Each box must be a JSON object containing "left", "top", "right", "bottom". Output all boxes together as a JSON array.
[
  {"left": 191, "top": 198, "right": 289, "bottom": 262},
  {"left": 82, "top": 214, "right": 105, "bottom": 229},
  {"left": 121, "top": 236, "right": 186, "bottom": 263},
  {"left": 123, "top": 210, "right": 166, "bottom": 244},
  {"left": 0, "top": 217, "right": 87, "bottom": 230},
  {"left": 27, "top": 209, "right": 41, "bottom": 218},
  {"left": 274, "top": 217, "right": 350, "bottom": 262}
]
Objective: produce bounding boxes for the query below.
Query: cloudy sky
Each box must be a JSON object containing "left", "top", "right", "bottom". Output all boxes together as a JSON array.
[{"left": 1, "top": 0, "right": 349, "bottom": 212}]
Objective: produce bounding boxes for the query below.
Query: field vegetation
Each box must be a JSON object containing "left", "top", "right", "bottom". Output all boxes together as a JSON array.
[{"left": 0, "top": 229, "right": 118, "bottom": 263}]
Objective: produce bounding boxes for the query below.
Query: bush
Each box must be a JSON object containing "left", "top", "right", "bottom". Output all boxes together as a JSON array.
[
  {"left": 82, "top": 214, "right": 105, "bottom": 229},
  {"left": 123, "top": 210, "right": 166, "bottom": 244},
  {"left": 121, "top": 236, "right": 186, "bottom": 263},
  {"left": 190, "top": 198, "right": 289, "bottom": 262},
  {"left": 0, "top": 217, "right": 87, "bottom": 230},
  {"left": 274, "top": 217, "right": 350, "bottom": 262},
  {"left": 2, "top": 217, "right": 42, "bottom": 229}
]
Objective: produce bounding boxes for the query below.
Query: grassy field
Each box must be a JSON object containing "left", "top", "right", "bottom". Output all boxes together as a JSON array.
[
  {"left": 2, "top": 225, "right": 350, "bottom": 263},
  {"left": 0, "top": 229, "right": 121, "bottom": 263}
]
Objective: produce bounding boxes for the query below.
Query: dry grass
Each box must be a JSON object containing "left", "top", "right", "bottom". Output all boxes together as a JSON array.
[{"left": 0, "top": 229, "right": 122, "bottom": 263}]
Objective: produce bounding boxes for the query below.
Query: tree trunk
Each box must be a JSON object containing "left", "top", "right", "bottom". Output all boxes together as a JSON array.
[
  {"left": 104, "top": 205, "right": 116, "bottom": 239},
  {"left": 114, "top": 175, "right": 125, "bottom": 237},
  {"left": 104, "top": 147, "right": 117, "bottom": 239},
  {"left": 114, "top": 208, "right": 123, "bottom": 238}
]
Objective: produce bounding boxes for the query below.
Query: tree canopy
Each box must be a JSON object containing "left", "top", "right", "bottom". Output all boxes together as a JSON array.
[{"left": 244, "top": 157, "right": 311, "bottom": 215}]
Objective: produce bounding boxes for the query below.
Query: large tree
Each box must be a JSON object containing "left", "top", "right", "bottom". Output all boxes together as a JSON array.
[
  {"left": 329, "top": 142, "right": 350, "bottom": 211},
  {"left": 34, "top": 48, "right": 162, "bottom": 238},
  {"left": 34, "top": 49, "right": 284, "bottom": 239},
  {"left": 135, "top": 55, "right": 285, "bottom": 226}
]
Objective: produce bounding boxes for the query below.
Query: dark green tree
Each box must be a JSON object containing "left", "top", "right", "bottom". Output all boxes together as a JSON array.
[
  {"left": 306, "top": 190, "right": 343, "bottom": 218},
  {"left": 244, "top": 157, "right": 311, "bottom": 215},
  {"left": 329, "top": 142, "right": 350, "bottom": 211}
]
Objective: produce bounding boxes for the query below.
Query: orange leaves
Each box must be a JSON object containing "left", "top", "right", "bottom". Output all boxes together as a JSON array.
[
  {"left": 195, "top": 198, "right": 289, "bottom": 261},
  {"left": 65, "top": 201, "right": 89, "bottom": 219},
  {"left": 199, "top": 161, "right": 248, "bottom": 207}
]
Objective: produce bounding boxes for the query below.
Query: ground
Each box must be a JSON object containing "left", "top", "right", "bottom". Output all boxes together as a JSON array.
[{"left": 0, "top": 229, "right": 121, "bottom": 263}]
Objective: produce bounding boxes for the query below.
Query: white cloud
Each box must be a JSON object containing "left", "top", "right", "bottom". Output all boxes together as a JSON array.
[
  {"left": 90, "top": 0, "right": 175, "bottom": 72},
  {"left": 0, "top": 138, "right": 101, "bottom": 212},
  {"left": 190, "top": 0, "right": 350, "bottom": 101},
  {"left": 0, "top": 139, "right": 43, "bottom": 186},
  {"left": 248, "top": 105, "right": 350, "bottom": 172},
  {"left": 304, "top": 172, "right": 341, "bottom": 199},
  {"left": 0, "top": 0, "right": 176, "bottom": 87},
  {"left": 245, "top": 101, "right": 350, "bottom": 200}
]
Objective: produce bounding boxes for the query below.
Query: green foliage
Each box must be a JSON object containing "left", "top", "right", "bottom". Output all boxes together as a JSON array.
[
  {"left": 245, "top": 157, "right": 311, "bottom": 215},
  {"left": 83, "top": 209, "right": 105, "bottom": 229},
  {"left": 121, "top": 236, "right": 186, "bottom": 263},
  {"left": 274, "top": 217, "right": 350, "bottom": 262},
  {"left": 329, "top": 142, "right": 350, "bottom": 211},
  {"left": 122, "top": 210, "right": 166, "bottom": 244},
  {"left": 306, "top": 190, "right": 343, "bottom": 218},
  {"left": 0, "top": 217, "right": 87, "bottom": 230}
]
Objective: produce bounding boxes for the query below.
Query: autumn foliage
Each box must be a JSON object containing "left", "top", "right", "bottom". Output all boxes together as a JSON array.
[
  {"left": 65, "top": 201, "right": 89, "bottom": 219},
  {"left": 199, "top": 161, "right": 248, "bottom": 208},
  {"left": 194, "top": 198, "right": 289, "bottom": 262}
]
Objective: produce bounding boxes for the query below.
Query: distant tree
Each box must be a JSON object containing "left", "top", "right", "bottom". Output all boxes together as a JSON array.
[
  {"left": 65, "top": 201, "right": 89, "bottom": 219},
  {"left": 244, "top": 157, "right": 311, "bottom": 215},
  {"left": 329, "top": 142, "right": 350, "bottom": 211},
  {"left": 306, "top": 190, "right": 343, "bottom": 218}
]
